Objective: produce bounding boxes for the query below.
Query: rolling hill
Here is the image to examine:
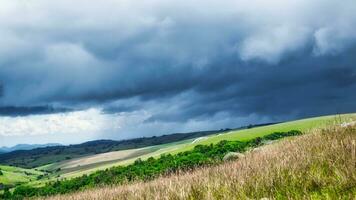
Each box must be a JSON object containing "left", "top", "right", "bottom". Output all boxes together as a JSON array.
[
  {"left": 46, "top": 121, "right": 356, "bottom": 200},
  {"left": 0, "top": 113, "right": 355, "bottom": 198},
  {"left": 0, "top": 129, "right": 233, "bottom": 169},
  {"left": 35, "top": 113, "right": 356, "bottom": 181}
]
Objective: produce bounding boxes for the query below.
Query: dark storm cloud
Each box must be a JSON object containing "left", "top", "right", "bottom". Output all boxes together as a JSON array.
[
  {"left": 0, "top": 0, "right": 356, "bottom": 122},
  {"left": 102, "top": 105, "right": 141, "bottom": 114},
  {"left": 0, "top": 106, "right": 73, "bottom": 117},
  {"left": 0, "top": 84, "right": 3, "bottom": 97},
  {"left": 143, "top": 50, "right": 356, "bottom": 123}
]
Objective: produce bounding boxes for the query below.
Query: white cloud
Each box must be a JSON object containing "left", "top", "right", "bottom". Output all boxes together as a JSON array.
[
  {"left": 0, "top": 107, "right": 158, "bottom": 145},
  {"left": 238, "top": 26, "right": 311, "bottom": 64},
  {"left": 313, "top": 25, "right": 356, "bottom": 56},
  {"left": 0, "top": 108, "right": 119, "bottom": 137}
]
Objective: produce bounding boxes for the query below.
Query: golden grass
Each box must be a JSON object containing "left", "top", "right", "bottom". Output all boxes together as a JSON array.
[{"left": 42, "top": 125, "right": 356, "bottom": 200}]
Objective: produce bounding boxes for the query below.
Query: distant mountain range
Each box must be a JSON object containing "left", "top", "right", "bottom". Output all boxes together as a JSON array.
[{"left": 0, "top": 143, "right": 62, "bottom": 153}]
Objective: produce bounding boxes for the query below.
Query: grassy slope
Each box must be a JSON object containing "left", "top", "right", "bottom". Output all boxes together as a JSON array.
[
  {"left": 0, "top": 165, "right": 44, "bottom": 186},
  {"left": 43, "top": 147, "right": 157, "bottom": 172},
  {"left": 39, "top": 139, "right": 197, "bottom": 180},
  {"left": 44, "top": 122, "right": 356, "bottom": 200},
  {"left": 41, "top": 114, "right": 356, "bottom": 181}
]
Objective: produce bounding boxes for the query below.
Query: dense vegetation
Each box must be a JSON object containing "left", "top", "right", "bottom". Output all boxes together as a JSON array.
[
  {"left": 0, "top": 130, "right": 301, "bottom": 199},
  {"left": 0, "top": 129, "right": 237, "bottom": 168}
]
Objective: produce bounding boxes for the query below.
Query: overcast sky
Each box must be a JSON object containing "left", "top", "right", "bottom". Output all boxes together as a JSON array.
[{"left": 1, "top": 0, "right": 356, "bottom": 147}]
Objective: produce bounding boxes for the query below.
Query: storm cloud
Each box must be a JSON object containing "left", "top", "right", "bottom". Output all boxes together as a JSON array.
[
  {"left": 0, "top": 0, "right": 356, "bottom": 145},
  {"left": 0, "top": 105, "right": 72, "bottom": 116}
]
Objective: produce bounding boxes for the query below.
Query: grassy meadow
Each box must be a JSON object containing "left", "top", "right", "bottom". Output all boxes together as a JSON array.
[
  {"left": 0, "top": 165, "right": 44, "bottom": 186},
  {"left": 43, "top": 122, "right": 356, "bottom": 200}
]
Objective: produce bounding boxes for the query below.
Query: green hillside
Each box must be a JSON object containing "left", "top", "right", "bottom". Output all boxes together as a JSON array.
[
  {"left": 1, "top": 113, "right": 355, "bottom": 190},
  {"left": 3, "top": 130, "right": 304, "bottom": 199},
  {"left": 0, "top": 130, "right": 227, "bottom": 169},
  {"left": 167, "top": 113, "right": 354, "bottom": 153},
  {"left": 39, "top": 113, "right": 356, "bottom": 180},
  {"left": 43, "top": 119, "right": 356, "bottom": 200}
]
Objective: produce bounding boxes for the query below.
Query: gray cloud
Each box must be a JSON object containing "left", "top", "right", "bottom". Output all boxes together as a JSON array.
[
  {"left": 0, "top": 0, "right": 356, "bottom": 144},
  {"left": 0, "top": 106, "right": 73, "bottom": 117}
]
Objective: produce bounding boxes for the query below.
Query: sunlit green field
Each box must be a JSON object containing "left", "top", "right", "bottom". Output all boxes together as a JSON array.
[
  {"left": 0, "top": 165, "right": 44, "bottom": 186},
  {"left": 168, "top": 113, "right": 355, "bottom": 153}
]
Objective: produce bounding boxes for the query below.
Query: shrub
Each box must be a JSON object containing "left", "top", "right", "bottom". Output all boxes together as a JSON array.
[{"left": 223, "top": 152, "right": 245, "bottom": 161}]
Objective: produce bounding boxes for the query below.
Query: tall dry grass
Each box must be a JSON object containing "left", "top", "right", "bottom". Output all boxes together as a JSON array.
[{"left": 42, "top": 125, "right": 356, "bottom": 200}]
